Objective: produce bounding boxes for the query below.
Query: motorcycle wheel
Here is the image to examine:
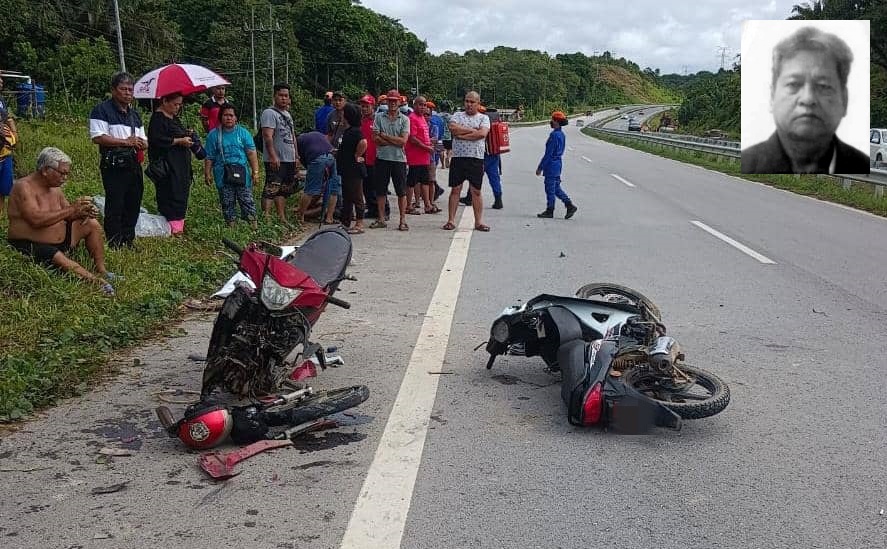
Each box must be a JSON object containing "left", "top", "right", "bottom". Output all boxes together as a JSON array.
[
  {"left": 263, "top": 385, "right": 370, "bottom": 427},
  {"left": 621, "top": 364, "right": 730, "bottom": 420},
  {"left": 575, "top": 282, "right": 662, "bottom": 322}
]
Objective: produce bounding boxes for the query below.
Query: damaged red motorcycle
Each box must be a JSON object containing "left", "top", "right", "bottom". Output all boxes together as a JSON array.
[
  {"left": 156, "top": 226, "right": 369, "bottom": 450},
  {"left": 484, "top": 283, "right": 729, "bottom": 432}
]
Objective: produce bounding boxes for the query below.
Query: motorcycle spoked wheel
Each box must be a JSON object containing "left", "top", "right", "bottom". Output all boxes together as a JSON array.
[
  {"left": 621, "top": 364, "right": 730, "bottom": 420},
  {"left": 574, "top": 282, "right": 662, "bottom": 323},
  {"left": 263, "top": 385, "right": 370, "bottom": 427}
]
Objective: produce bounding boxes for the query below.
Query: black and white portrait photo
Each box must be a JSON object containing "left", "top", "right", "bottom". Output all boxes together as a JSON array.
[{"left": 740, "top": 20, "right": 870, "bottom": 174}]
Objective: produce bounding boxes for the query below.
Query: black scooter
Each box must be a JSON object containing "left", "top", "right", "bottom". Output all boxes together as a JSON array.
[{"left": 484, "top": 283, "right": 730, "bottom": 432}]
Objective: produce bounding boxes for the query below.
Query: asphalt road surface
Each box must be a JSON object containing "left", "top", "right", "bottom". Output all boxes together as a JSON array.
[{"left": 1, "top": 112, "right": 885, "bottom": 549}]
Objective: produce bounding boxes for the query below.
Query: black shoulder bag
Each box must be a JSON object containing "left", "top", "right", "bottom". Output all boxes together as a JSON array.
[{"left": 218, "top": 129, "right": 247, "bottom": 186}]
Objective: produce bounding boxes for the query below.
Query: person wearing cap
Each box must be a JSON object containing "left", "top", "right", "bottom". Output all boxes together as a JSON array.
[
  {"left": 535, "top": 111, "right": 577, "bottom": 219},
  {"left": 443, "top": 90, "right": 491, "bottom": 232},
  {"left": 326, "top": 91, "right": 347, "bottom": 152},
  {"left": 370, "top": 89, "right": 410, "bottom": 230},
  {"left": 315, "top": 91, "right": 334, "bottom": 134}
]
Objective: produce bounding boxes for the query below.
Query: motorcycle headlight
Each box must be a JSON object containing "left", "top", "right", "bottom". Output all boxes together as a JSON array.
[
  {"left": 491, "top": 320, "right": 510, "bottom": 343},
  {"left": 260, "top": 275, "right": 302, "bottom": 310}
]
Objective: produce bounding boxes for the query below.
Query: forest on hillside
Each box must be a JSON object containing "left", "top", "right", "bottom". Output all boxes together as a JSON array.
[{"left": 0, "top": 0, "right": 677, "bottom": 129}]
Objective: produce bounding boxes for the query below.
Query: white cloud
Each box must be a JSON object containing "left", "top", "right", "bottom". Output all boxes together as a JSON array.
[{"left": 359, "top": 0, "right": 801, "bottom": 74}]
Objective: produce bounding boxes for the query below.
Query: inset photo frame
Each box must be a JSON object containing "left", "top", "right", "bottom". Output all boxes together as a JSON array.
[{"left": 741, "top": 19, "right": 870, "bottom": 174}]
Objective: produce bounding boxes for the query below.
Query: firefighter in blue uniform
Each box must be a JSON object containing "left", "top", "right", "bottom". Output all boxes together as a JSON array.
[{"left": 536, "top": 110, "right": 577, "bottom": 219}]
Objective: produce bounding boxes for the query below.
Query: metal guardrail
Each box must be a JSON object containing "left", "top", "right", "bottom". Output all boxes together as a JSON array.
[
  {"left": 585, "top": 126, "right": 887, "bottom": 197},
  {"left": 590, "top": 126, "right": 741, "bottom": 158}
]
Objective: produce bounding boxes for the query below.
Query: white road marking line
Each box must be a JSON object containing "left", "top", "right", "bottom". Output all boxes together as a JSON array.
[
  {"left": 339, "top": 208, "right": 475, "bottom": 549},
  {"left": 581, "top": 156, "right": 593, "bottom": 163},
  {"left": 568, "top": 146, "right": 575, "bottom": 151},
  {"left": 610, "top": 173, "right": 636, "bottom": 187},
  {"left": 690, "top": 221, "right": 777, "bottom": 264}
]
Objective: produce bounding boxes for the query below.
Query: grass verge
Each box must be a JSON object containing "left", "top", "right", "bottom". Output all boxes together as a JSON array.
[
  {"left": 0, "top": 119, "right": 298, "bottom": 421},
  {"left": 581, "top": 128, "right": 887, "bottom": 217}
]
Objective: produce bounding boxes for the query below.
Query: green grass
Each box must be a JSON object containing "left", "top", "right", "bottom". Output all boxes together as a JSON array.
[
  {"left": 581, "top": 127, "right": 887, "bottom": 217},
  {"left": 0, "top": 119, "right": 297, "bottom": 421}
]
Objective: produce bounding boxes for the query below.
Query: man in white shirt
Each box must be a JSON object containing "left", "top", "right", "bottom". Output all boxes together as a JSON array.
[{"left": 442, "top": 91, "right": 491, "bottom": 232}]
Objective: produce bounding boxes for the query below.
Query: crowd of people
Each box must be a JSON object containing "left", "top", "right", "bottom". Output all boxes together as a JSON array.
[{"left": 1, "top": 71, "right": 577, "bottom": 295}]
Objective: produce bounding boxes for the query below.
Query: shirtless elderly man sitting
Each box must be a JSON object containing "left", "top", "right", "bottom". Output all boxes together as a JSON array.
[{"left": 7, "top": 147, "right": 118, "bottom": 295}]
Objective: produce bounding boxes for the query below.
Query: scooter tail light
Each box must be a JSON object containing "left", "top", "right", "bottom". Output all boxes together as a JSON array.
[{"left": 581, "top": 382, "right": 604, "bottom": 426}]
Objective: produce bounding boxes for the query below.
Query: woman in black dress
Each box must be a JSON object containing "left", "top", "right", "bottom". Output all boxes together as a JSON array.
[
  {"left": 336, "top": 103, "right": 367, "bottom": 234},
  {"left": 147, "top": 93, "right": 197, "bottom": 234}
]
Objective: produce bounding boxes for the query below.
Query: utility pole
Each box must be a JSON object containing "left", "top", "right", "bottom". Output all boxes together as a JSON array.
[
  {"left": 111, "top": 0, "right": 126, "bottom": 72},
  {"left": 395, "top": 50, "right": 400, "bottom": 91},
  {"left": 716, "top": 46, "right": 728, "bottom": 71},
  {"left": 244, "top": 6, "right": 259, "bottom": 131},
  {"left": 265, "top": 5, "right": 282, "bottom": 84}
]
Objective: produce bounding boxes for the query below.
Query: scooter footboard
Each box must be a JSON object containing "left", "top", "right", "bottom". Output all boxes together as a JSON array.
[{"left": 545, "top": 306, "right": 594, "bottom": 422}]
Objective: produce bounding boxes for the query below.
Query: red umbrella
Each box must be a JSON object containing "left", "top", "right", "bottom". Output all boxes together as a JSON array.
[{"left": 133, "top": 63, "right": 230, "bottom": 99}]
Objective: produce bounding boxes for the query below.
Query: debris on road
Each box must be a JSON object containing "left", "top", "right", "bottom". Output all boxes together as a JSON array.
[
  {"left": 91, "top": 481, "right": 129, "bottom": 495},
  {"left": 0, "top": 465, "right": 52, "bottom": 473},
  {"left": 98, "top": 447, "right": 132, "bottom": 457}
]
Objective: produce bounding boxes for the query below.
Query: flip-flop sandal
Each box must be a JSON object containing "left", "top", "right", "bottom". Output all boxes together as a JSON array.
[
  {"left": 425, "top": 206, "right": 442, "bottom": 214},
  {"left": 347, "top": 227, "right": 365, "bottom": 234},
  {"left": 369, "top": 220, "right": 387, "bottom": 229},
  {"left": 407, "top": 208, "right": 422, "bottom": 215},
  {"left": 441, "top": 222, "right": 456, "bottom": 230},
  {"left": 398, "top": 222, "right": 410, "bottom": 231},
  {"left": 474, "top": 224, "right": 491, "bottom": 232}
]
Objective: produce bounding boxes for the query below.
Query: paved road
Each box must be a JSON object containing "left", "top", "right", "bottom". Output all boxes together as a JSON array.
[{"left": 1, "top": 115, "right": 885, "bottom": 548}]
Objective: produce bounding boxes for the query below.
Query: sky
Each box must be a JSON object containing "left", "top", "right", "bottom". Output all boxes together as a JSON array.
[{"left": 358, "top": 0, "right": 805, "bottom": 75}]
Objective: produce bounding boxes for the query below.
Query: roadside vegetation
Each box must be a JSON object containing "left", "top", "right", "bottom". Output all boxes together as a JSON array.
[
  {"left": 0, "top": 120, "right": 293, "bottom": 421},
  {"left": 581, "top": 128, "right": 887, "bottom": 218}
]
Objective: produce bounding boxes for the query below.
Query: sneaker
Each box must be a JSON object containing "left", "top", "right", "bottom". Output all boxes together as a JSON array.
[
  {"left": 537, "top": 209, "right": 554, "bottom": 218},
  {"left": 565, "top": 203, "right": 578, "bottom": 219}
]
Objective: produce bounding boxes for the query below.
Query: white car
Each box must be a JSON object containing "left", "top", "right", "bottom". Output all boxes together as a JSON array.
[{"left": 870, "top": 128, "right": 887, "bottom": 165}]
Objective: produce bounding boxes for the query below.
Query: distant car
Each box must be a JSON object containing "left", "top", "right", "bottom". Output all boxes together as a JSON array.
[
  {"left": 870, "top": 128, "right": 887, "bottom": 165},
  {"left": 576, "top": 119, "right": 584, "bottom": 127},
  {"left": 703, "top": 129, "right": 727, "bottom": 139},
  {"left": 628, "top": 120, "right": 642, "bottom": 132},
  {"left": 638, "top": 111, "right": 644, "bottom": 115}
]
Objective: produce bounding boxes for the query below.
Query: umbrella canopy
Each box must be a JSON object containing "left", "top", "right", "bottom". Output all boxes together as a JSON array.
[{"left": 134, "top": 63, "right": 230, "bottom": 99}]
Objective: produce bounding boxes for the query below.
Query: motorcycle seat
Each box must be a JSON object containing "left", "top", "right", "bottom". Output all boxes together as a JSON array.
[{"left": 288, "top": 227, "right": 352, "bottom": 290}]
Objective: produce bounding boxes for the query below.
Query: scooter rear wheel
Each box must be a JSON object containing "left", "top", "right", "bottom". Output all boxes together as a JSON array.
[
  {"left": 263, "top": 385, "right": 370, "bottom": 427},
  {"left": 621, "top": 364, "right": 730, "bottom": 420},
  {"left": 575, "top": 282, "right": 662, "bottom": 322}
]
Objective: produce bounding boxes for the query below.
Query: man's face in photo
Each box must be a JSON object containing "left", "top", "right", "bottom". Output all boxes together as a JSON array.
[{"left": 770, "top": 49, "right": 848, "bottom": 143}]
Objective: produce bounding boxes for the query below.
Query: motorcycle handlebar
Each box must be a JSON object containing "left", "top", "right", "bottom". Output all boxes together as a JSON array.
[
  {"left": 326, "top": 295, "right": 351, "bottom": 309},
  {"left": 222, "top": 238, "right": 243, "bottom": 256}
]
